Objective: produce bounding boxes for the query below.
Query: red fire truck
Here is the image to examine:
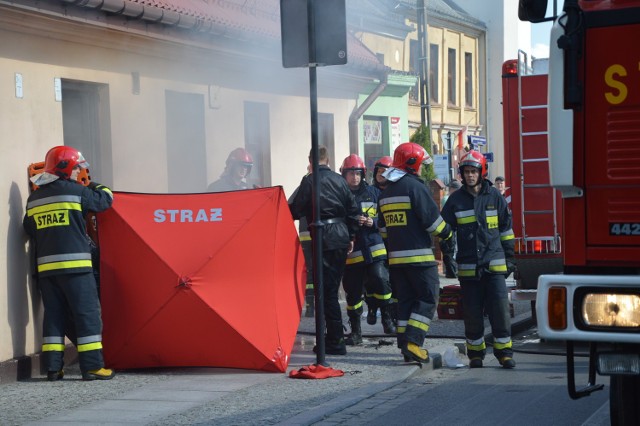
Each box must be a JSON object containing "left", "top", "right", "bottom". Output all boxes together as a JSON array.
[
  {"left": 519, "top": 0, "right": 640, "bottom": 423},
  {"left": 501, "top": 52, "right": 563, "bottom": 302}
]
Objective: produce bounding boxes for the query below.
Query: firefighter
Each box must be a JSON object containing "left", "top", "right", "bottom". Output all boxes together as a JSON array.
[
  {"left": 373, "top": 155, "right": 392, "bottom": 191},
  {"left": 289, "top": 146, "right": 360, "bottom": 355},
  {"left": 23, "top": 146, "right": 115, "bottom": 381},
  {"left": 367, "top": 156, "right": 398, "bottom": 326},
  {"left": 440, "top": 150, "right": 517, "bottom": 369},
  {"left": 339, "top": 154, "right": 395, "bottom": 345},
  {"left": 378, "top": 142, "right": 454, "bottom": 363},
  {"left": 208, "top": 147, "right": 254, "bottom": 192}
]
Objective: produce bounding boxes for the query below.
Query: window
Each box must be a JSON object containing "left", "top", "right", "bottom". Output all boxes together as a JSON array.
[
  {"left": 166, "top": 91, "right": 207, "bottom": 192},
  {"left": 465, "top": 52, "right": 473, "bottom": 108},
  {"left": 448, "top": 48, "right": 457, "bottom": 106},
  {"left": 429, "top": 44, "right": 439, "bottom": 103}
]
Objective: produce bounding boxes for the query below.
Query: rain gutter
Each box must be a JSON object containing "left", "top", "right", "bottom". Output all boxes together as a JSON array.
[{"left": 348, "top": 75, "right": 388, "bottom": 153}]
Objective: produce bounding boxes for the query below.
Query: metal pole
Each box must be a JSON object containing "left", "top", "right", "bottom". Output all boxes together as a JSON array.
[
  {"left": 447, "top": 131, "right": 454, "bottom": 182},
  {"left": 417, "top": 0, "right": 432, "bottom": 132},
  {"left": 307, "top": 0, "right": 327, "bottom": 367}
]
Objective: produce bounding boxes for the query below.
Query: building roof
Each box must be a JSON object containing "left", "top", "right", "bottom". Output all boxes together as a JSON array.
[{"left": 400, "top": 0, "right": 486, "bottom": 30}]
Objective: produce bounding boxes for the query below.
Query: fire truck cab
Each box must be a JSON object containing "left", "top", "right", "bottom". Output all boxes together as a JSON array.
[{"left": 519, "top": 0, "right": 640, "bottom": 423}]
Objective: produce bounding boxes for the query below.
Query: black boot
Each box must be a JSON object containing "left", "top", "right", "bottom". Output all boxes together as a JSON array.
[
  {"left": 367, "top": 306, "right": 378, "bottom": 325},
  {"left": 325, "top": 320, "right": 347, "bottom": 355},
  {"left": 381, "top": 305, "right": 397, "bottom": 335},
  {"left": 388, "top": 302, "right": 398, "bottom": 326},
  {"left": 304, "top": 294, "right": 315, "bottom": 318},
  {"left": 345, "top": 317, "right": 363, "bottom": 346}
]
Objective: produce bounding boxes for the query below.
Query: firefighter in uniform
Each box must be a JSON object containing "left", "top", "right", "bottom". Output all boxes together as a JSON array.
[
  {"left": 289, "top": 146, "right": 360, "bottom": 355},
  {"left": 23, "top": 146, "right": 115, "bottom": 381},
  {"left": 440, "top": 150, "right": 517, "bottom": 369},
  {"left": 208, "top": 147, "right": 254, "bottom": 192},
  {"left": 340, "top": 155, "right": 395, "bottom": 345},
  {"left": 367, "top": 156, "right": 398, "bottom": 325},
  {"left": 378, "top": 142, "right": 454, "bottom": 363}
]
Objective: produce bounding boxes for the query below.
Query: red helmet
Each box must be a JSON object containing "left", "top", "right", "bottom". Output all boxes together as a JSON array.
[
  {"left": 375, "top": 156, "right": 393, "bottom": 169},
  {"left": 340, "top": 154, "right": 366, "bottom": 175},
  {"left": 44, "top": 146, "right": 89, "bottom": 179},
  {"left": 392, "top": 142, "right": 432, "bottom": 174},
  {"left": 226, "top": 148, "right": 253, "bottom": 173},
  {"left": 459, "top": 150, "right": 488, "bottom": 178}
]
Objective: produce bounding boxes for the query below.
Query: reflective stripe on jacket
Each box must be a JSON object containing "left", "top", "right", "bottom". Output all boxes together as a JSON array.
[
  {"left": 346, "top": 182, "right": 387, "bottom": 266},
  {"left": 23, "top": 179, "right": 113, "bottom": 277},
  {"left": 440, "top": 179, "right": 515, "bottom": 279},
  {"left": 377, "top": 173, "right": 452, "bottom": 267}
]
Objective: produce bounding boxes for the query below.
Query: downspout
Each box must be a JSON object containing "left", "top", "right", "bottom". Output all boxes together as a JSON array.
[{"left": 348, "top": 74, "right": 388, "bottom": 153}]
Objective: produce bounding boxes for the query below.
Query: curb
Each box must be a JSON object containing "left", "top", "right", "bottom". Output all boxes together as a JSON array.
[{"left": 277, "top": 352, "right": 443, "bottom": 425}]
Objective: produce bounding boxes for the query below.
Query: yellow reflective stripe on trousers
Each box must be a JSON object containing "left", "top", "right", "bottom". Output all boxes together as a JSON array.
[
  {"left": 305, "top": 283, "right": 314, "bottom": 290},
  {"left": 77, "top": 342, "right": 103, "bottom": 352},
  {"left": 38, "top": 260, "right": 93, "bottom": 273},
  {"left": 372, "top": 292, "right": 392, "bottom": 301},
  {"left": 407, "top": 313, "right": 431, "bottom": 332},
  {"left": 299, "top": 231, "right": 311, "bottom": 242},
  {"left": 466, "top": 337, "right": 486, "bottom": 351},
  {"left": 347, "top": 300, "right": 363, "bottom": 311},
  {"left": 42, "top": 344, "right": 65, "bottom": 352},
  {"left": 493, "top": 337, "right": 512, "bottom": 350}
]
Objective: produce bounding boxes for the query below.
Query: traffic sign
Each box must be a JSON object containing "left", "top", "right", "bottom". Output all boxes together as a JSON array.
[{"left": 467, "top": 135, "right": 486, "bottom": 146}]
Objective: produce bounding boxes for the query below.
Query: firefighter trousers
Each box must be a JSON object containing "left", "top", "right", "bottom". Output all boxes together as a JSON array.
[
  {"left": 390, "top": 265, "right": 439, "bottom": 349},
  {"left": 39, "top": 272, "right": 105, "bottom": 373},
  {"left": 460, "top": 273, "right": 513, "bottom": 360},
  {"left": 342, "top": 261, "right": 392, "bottom": 320}
]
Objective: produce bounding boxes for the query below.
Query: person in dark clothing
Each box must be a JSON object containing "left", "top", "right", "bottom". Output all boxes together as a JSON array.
[
  {"left": 287, "top": 172, "right": 315, "bottom": 318},
  {"left": 289, "top": 146, "right": 360, "bottom": 355},
  {"left": 339, "top": 155, "right": 395, "bottom": 346},
  {"left": 378, "top": 142, "right": 454, "bottom": 364},
  {"left": 367, "top": 155, "right": 398, "bottom": 325},
  {"left": 23, "top": 146, "right": 115, "bottom": 381},
  {"left": 442, "top": 179, "right": 462, "bottom": 278},
  {"left": 440, "top": 150, "right": 517, "bottom": 369},
  {"left": 208, "top": 147, "right": 254, "bottom": 192}
]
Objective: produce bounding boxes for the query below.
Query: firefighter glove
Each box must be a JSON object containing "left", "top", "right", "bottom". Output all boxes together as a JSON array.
[{"left": 440, "top": 235, "right": 455, "bottom": 255}]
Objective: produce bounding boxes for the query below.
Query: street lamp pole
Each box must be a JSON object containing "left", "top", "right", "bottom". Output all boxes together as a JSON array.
[{"left": 417, "top": 0, "right": 432, "bottom": 134}]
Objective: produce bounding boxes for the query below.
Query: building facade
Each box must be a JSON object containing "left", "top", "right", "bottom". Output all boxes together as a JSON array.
[{"left": 0, "top": 0, "right": 389, "bottom": 366}]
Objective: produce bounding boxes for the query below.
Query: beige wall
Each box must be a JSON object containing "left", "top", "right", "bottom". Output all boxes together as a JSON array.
[
  {"left": 400, "top": 22, "right": 482, "bottom": 152},
  {"left": 0, "top": 10, "right": 356, "bottom": 363}
]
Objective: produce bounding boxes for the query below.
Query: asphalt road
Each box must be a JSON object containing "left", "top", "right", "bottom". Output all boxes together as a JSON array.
[{"left": 313, "top": 328, "right": 612, "bottom": 426}]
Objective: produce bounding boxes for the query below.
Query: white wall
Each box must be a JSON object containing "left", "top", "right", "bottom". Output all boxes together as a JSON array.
[{"left": 452, "top": 0, "right": 531, "bottom": 180}]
